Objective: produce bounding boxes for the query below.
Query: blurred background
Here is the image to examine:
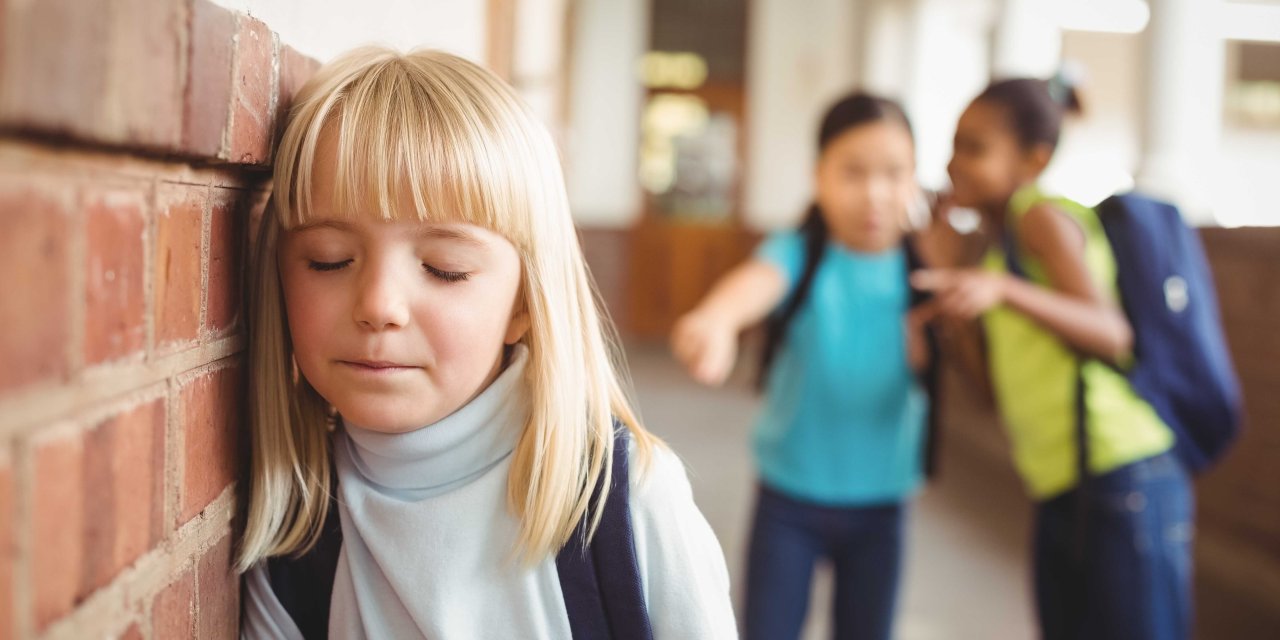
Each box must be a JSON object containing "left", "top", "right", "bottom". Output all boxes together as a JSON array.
[{"left": 0, "top": 0, "right": 1277, "bottom": 638}]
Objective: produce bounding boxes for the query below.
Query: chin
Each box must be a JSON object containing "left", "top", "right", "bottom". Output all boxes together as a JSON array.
[
  {"left": 948, "top": 188, "right": 977, "bottom": 209},
  {"left": 335, "top": 400, "right": 446, "bottom": 434}
]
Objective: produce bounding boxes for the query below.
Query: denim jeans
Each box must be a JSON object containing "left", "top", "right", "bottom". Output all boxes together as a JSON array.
[
  {"left": 744, "top": 484, "right": 905, "bottom": 640},
  {"left": 1033, "top": 452, "right": 1194, "bottom": 640}
]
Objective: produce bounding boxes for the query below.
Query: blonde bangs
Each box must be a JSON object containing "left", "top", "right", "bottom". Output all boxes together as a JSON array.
[{"left": 273, "top": 48, "right": 537, "bottom": 247}]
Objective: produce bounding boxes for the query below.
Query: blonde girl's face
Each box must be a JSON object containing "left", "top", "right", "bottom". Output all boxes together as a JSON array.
[
  {"left": 279, "top": 139, "right": 530, "bottom": 434},
  {"left": 813, "top": 120, "right": 916, "bottom": 253}
]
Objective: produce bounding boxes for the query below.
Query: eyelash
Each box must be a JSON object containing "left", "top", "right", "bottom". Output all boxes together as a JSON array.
[
  {"left": 306, "top": 259, "right": 470, "bottom": 283},
  {"left": 423, "top": 264, "right": 470, "bottom": 283},
  {"left": 308, "top": 259, "right": 352, "bottom": 272}
]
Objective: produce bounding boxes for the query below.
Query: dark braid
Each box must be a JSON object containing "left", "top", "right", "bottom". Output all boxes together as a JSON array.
[{"left": 757, "top": 204, "right": 828, "bottom": 389}]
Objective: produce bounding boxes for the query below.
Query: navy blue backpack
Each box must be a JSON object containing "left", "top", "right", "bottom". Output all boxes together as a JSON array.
[
  {"left": 1005, "top": 192, "right": 1243, "bottom": 474},
  {"left": 1094, "top": 193, "right": 1242, "bottom": 472}
]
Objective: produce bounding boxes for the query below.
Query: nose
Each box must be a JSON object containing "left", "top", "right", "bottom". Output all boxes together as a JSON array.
[
  {"left": 865, "top": 174, "right": 892, "bottom": 211},
  {"left": 352, "top": 260, "right": 410, "bottom": 331}
]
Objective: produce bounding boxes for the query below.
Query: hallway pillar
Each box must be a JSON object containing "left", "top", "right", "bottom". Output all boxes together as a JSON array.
[{"left": 1136, "top": 0, "right": 1224, "bottom": 223}]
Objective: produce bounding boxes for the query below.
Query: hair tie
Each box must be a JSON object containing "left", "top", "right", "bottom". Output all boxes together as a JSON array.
[{"left": 1047, "top": 62, "right": 1084, "bottom": 106}]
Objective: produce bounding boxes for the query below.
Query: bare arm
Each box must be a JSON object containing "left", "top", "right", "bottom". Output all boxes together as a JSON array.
[
  {"left": 670, "top": 259, "right": 788, "bottom": 386},
  {"left": 912, "top": 203, "right": 1133, "bottom": 364},
  {"left": 938, "top": 315, "right": 993, "bottom": 403},
  {"left": 686, "top": 259, "right": 788, "bottom": 330},
  {"left": 1006, "top": 203, "right": 1133, "bottom": 362}
]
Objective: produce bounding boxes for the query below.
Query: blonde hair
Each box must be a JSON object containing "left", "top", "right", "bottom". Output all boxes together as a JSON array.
[{"left": 236, "top": 48, "right": 661, "bottom": 572}]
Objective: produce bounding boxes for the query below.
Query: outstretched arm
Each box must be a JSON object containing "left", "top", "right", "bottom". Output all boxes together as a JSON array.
[{"left": 670, "top": 259, "right": 787, "bottom": 386}]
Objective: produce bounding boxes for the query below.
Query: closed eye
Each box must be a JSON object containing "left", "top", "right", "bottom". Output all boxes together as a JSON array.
[
  {"left": 424, "top": 264, "right": 470, "bottom": 283},
  {"left": 308, "top": 259, "right": 353, "bottom": 272}
]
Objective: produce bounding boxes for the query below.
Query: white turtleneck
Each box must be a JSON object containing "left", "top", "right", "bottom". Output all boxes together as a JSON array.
[{"left": 241, "top": 346, "right": 737, "bottom": 639}]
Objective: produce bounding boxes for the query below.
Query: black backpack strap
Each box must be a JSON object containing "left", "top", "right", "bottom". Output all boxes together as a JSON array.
[
  {"left": 1005, "top": 222, "right": 1092, "bottom": 633},
  {"left": 1072, "top": 365, "right": 1090, "bottom": 559},
  {"left": 904, "top": 236, "right": 943, "bottom": 478},
  {"left": 757, "top": 205, "right": 829, "bottom": 390},
  {"left": 1003, "top": 224, "right": 1094, "bottom": 497},
  {"left": 266, "top": 487, "right": 343, "bottom": 640},
  {"left": 556, "top": 424, "right": 654, "bottom": 640}
]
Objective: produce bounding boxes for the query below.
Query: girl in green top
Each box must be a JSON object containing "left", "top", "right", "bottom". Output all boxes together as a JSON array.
[{"left": 914, "top": 78, "right": 1192, "bottom": 640}]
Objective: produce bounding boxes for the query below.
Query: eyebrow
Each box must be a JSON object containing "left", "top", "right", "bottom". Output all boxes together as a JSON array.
[
  {"left": 292, "top": 219, "right": 485, "bottom": 245},
  {"left": 291, "top": 219, "right": 358, "bottom": 234},
  {"left": 416, "top": 226, "right": 484, "bottom": 245}
]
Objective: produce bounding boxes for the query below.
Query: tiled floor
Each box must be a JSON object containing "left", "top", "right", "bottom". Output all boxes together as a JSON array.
[{"left": 623, "top": 339, "right": 1038, "bottom": 639}]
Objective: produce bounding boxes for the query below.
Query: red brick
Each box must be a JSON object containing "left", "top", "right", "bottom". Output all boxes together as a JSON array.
[
  {"left": 0, "top": 0, "right": 111, "bottom": 141},
  {"left": 82, "top": 400, "right": 166, "bottom": 594},
  {"left": 227, "top": 16, "right": 278, "bottom": 165},
  {"left": 183, "top": 0, "right": 236, "bottom": 158},
  {"left": 0, "top": 186, "right": 71, "bottom": 392},
  {"left": 196, "top": 534, "right": 238, "bottom": 640},
  {"left": 155, "top": 186, "right": 206, "bottom": 347},
  {"left": 32, "top": 432, "right": 85, "bottom": 631},
  {"left": 106, "top": 0, "right": 186, "bottom": 150},
  {"left": 206, "top": 189, "right": 244, "bottom": 334},
  {"left": 152, "top": 570, "right": 195, "bottom": 640},
  {"left": 84, "top": 189, "right": 147, "bottom": 365},
  {"left": 119, "top": 624, "right": 143, "bottom": 640},
  {"left": 179, "top": 366, "right": 241, "bottom": 524},
  {"left": 0, "top": 0, "right": 185, "bottom": 151},
  {"left": 0, "top": 456, "right": 12, "bottom": 640}
]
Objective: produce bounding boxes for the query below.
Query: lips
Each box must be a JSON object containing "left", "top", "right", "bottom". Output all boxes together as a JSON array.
[{"left": 339, "top": 359, "right": 419, "bottom": 371}]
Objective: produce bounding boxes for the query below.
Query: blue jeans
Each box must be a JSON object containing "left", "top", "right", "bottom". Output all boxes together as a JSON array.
[
  {"left": 744, "top": 484, "right": 905, "bottom": 640},
  {"left": 1033, "top": 452, "right": 1194, "bottom": 640}
]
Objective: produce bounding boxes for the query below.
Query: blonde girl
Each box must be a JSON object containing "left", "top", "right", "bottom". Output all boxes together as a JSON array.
[{"left": 236, "top": 48, "right": 736, "bottom": 639}]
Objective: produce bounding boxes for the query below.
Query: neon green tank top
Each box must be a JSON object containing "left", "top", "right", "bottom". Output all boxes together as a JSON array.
[{"left": 981, "top": 185, "right": 1174, "bottom": 500}]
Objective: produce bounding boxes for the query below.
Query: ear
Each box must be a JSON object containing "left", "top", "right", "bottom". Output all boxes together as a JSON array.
[
  {"left": 504, "top": 303, "right": 531, "bottom": 345},
  {"left": 1022, "top": 143, "right": 1054, "bottom": 178}
]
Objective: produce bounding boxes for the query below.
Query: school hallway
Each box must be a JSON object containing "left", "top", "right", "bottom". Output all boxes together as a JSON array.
[{"left": 624, "top": 339, "right": 1039, "bottom": 639}]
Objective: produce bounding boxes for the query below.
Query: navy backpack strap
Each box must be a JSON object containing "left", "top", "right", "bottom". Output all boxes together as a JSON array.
[
  {"left": 266, "top": 487, "right": 343, "bottom": 640},
  {"left": 556, "top": 522, "right": 610, "bottom": 636},
  {"left": 556, "top": 424, "right": 654, "bottom": 640}
]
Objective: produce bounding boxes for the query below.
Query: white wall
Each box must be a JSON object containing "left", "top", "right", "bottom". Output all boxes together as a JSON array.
[
  {"left": 512, "top": 0, "right": 570, "bottom": 132},
  {"left": 743, "top": 0, "right": 860, "bottom": 230},
  {"left": 990, "top": 0, "right": 1061, "bottom": 78},
  {"left": 900, "top": 0, "right": 994, "bottom": 191},
  {"left": 208, "top": 0, "right": 488, "bottom": 63},
  {"left": 563, "top": 0, "right": 649, "bottom": 228},
  {"left": 1047, "top": 31, "right": 1144, "bottom": 206},
  {"left": 742, "top": 0, "right": 995, "bottom": 230}
]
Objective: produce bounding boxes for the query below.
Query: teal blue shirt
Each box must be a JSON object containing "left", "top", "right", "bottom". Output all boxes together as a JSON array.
[{"left": 754, "top": 232, "right": 927, "bottom": 505}]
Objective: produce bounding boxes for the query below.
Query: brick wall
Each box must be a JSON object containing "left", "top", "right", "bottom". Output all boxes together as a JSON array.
[
  {"left": 1191, "top": 227, "right": 1280, "bottom": 634},
  {"left": 0, "top": 2, "right": 318, "bottom": 639}
]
